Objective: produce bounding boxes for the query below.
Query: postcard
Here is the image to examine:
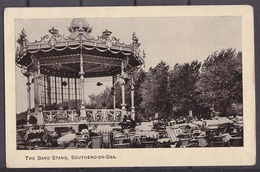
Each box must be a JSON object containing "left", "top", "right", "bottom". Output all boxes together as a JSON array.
[{"left": 4, "top": 6, "right": 255, "bottom": 168}]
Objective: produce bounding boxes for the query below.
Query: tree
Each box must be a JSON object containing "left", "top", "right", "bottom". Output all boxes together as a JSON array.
[
  {"left": 197, "top": 49, "right": 242, "bottom": 116},
  {"left": 140, "top": 61, "right": 172, "bottom": 120},
  {"left": 132, "top": 68, "right": 147, "bottom": 120},
  {"left": 169, "top": 60, "right": 202, "bottom": 118},
  {"left": 87, "top": 87, "right": 114, "bottom": 109}
]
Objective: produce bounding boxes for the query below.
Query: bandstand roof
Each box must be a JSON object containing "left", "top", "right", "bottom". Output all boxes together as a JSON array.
[{"left": 16, "top": 18, "right": 145, "bottom": 78}]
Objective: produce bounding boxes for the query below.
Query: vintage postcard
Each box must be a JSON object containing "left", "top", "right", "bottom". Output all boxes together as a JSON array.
[{"left": 4, "top": 6, "right": 255, "bottom": 168}]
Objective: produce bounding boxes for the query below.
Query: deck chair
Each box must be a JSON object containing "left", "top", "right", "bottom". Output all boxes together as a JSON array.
[
  {"left": 178, "top": 138, "right": 190, "bottom": 147},
  {"left": 127, "top": 132, "right": 136, "bottom": 146},
  {"left": 113, "top": 137, "right": 130, "bottom": 148},
  {"left": 210, "top": 136, "right": 225, "bottom": 147},
  {"left": 91, "top": 136, "right": 103, "bottom": 149},
  {"left": 141, "top": 136, "right": 157, "bottom": 148},
  {"left": 102, "top": 133, "right": 111, "bottom": 148},
  {"left": 229, "top": 136, "right": 243, "bottom": 146}
]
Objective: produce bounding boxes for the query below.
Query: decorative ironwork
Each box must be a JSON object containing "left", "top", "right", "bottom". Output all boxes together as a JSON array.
[
  {"left": 52, "top": 62, "right": 62, "bottom": 70},
  {"left": 16, "top": 19, "right": 144, "bottom": 74},
  {"left": 42, "top": 110, "right": 79, "bottom": 123},
  {"left": 49, "top": 27, "right": 59, "bottom": 35},
  {"left": 100, "top": 29, "right": 112, "bottom": 40},
  {"left": 41, "top": 109, "right": 122, "bottom": 123},
  {"left": 99, "top": 30, "right": 121, "bottom": 48},
  {"left": 111, "top": 36, "right": 120, "bottom": 45}
]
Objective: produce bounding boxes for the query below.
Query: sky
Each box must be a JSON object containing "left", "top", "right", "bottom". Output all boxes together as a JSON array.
[{"left": 15, "top": 17, "right": 242, "bottom": 113}]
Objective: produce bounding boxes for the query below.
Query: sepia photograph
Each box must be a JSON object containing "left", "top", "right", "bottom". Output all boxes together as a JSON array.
[{"left": 5, "top": 6, "right": 255, "bottom": 167}]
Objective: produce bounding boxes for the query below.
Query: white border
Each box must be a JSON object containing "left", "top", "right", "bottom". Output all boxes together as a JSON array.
[{"left": 4, "top": 6, "right": 255, "bottom": 168}]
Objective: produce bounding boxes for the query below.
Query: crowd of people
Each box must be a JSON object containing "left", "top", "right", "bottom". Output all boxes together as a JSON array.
[{"left": 16, "top": 113, "right": 243, "bottom": 149}]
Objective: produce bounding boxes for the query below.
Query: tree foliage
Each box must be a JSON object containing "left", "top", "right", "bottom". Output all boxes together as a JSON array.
[
  {"left": 87, "top": 87, "right": 114, "bottom": 109},
  {"left": 88, "top": 49, "right": 242, "bottom": 120},
  {"left": 140, "top": 61, "right": 172, "bottom": 119},
  {"left": 169, "top": 60, "right": 202, "bottom": 117},
  {"left": 197, "top": 49, "right": 242, "bottom": 115}
]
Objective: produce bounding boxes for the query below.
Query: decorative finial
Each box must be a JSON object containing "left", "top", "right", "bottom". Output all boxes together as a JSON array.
[
  {"left": 86, "top": 26, "right": 92, "bottom": 33},
  {"left": 21, "top": 28, "right": 27, "bottom": 37},
  {"left": 101, "top": 29, "right": 112, "bottom": 40},
  {"left": 132, "top": 32, "right": 138, "bottom": 43},
  {"left": 132, "top": 32, "right": 140, "bottom": 47},
  {"left": 49, "top": 27, "right": 59, "bottom": 35}
]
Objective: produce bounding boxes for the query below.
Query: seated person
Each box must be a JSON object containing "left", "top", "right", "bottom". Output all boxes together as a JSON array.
[
  {"left": 68, "top": 127, "right": 76, "bottom": 133},
  {"left": 89, "top": 127, "right": 99, "bottom": 137}
]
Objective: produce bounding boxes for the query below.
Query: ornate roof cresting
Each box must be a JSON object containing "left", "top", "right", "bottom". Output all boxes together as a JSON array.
[{"left": 16, "top": 18, "right": 145, "bottom": 75}]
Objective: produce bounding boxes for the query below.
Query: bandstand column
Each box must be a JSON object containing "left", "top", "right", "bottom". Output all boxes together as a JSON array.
[
  {"left": 47, "top": 76, "right": 51, "bottom": 106},
  {"left": 23, "top": 71, "right": 31, "bottom": 124},
  {"left": 112, "top": 75, "right": 116, "bottom": 110},
  {"left": 79, "top": 29, "right": 86, "bottom": 122},
  {"left": 36, "top": 59, "right": 43, "bottom": 124},
  {"left": 24, "top": 72, "right": 31, "bottom": 111},
  {"left": 130, "top": 76, "right": 135, "bottom": 120},
  {"left": 121, "top": 61, "right": 126, "bottom": 116},
  {"left": 79, "top": 73, "right": 86, "bottom": 122},
  {"left": 33, "top": 60, "right": 39, "bottom": 113},
  {"left": 68, "top": 78, "right": 71, "bottom": 110},
  {"left": 112, "top": 76, "right": 116, "bottom": 121}
]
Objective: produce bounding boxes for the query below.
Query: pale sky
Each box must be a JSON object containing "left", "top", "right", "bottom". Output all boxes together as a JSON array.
[{"left": 15, "top": 17, "right": 242, "bottom": 113}]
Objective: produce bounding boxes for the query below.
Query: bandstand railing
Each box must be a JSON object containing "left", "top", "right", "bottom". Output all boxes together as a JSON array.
[
  {"left": 43, "top": 110, "right": 80, "bottom": 123},
  {"left": 40, "top": 109, "right": 123, "bottom": 124},
  {"left": 85, "top": 109, "right": 122, "bottom": 122}
]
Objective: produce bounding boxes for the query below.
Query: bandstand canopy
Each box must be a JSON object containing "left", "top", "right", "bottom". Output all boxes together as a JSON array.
[{"left": 16, "top": 18, "right": 145, "bottom": 78}]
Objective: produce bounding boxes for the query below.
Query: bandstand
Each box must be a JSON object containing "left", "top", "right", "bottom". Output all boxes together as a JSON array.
[{"left": 16, "top": 18, "right": 145, "bottom": 128}]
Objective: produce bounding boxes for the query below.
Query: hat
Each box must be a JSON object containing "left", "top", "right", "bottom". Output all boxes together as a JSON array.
[
  {"left": 81, "top": 129, "right": 89, "bottom": 134},
  {"left": 78, "top": 139, "right": 86, "bottom": 143}
]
